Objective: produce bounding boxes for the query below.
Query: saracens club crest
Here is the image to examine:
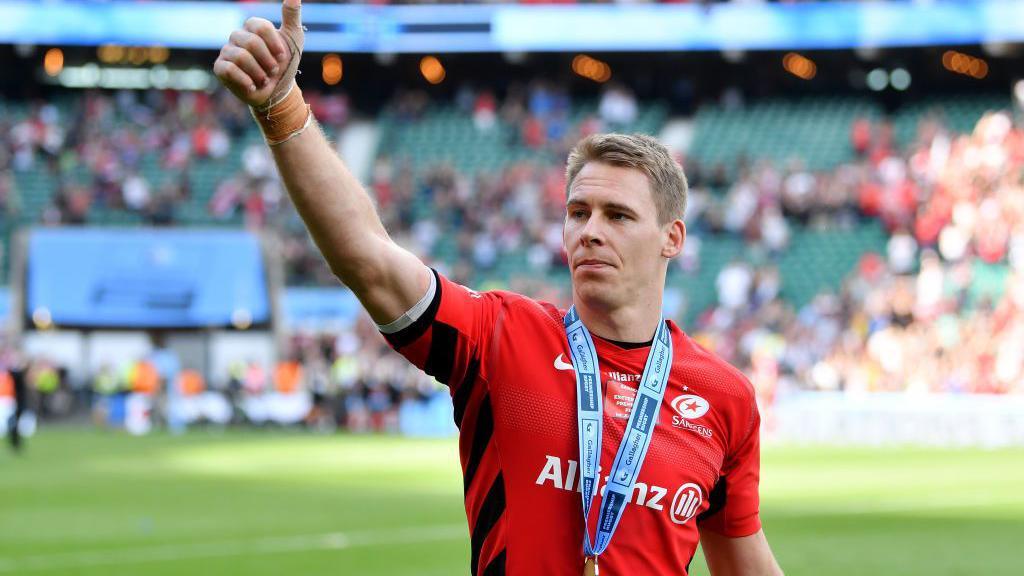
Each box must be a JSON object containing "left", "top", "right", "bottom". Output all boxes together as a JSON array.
[
  {"left": 669, "top": 394, "right": 713, "bottom": 438},
  {"left": 670, "top": 394, "right": 709, "bottom": 419}
]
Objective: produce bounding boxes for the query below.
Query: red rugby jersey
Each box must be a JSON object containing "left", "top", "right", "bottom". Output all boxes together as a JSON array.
[{"left": 383, "top": 271, "right": 762, "bottom": 575}]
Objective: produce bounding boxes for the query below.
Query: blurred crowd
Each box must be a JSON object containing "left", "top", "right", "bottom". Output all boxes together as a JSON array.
[
  {"left": 3, "top": 83, "right": 1023, "bottom": 438},
  {"left": 692, "top": 110, "right": 1024, "bottom": 402},
  {"left": 2, "top": 90, "right": 245, "bottom": 226}
]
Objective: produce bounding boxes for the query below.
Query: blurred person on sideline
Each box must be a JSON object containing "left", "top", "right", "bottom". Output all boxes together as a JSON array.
[
  {"left": 4, "top": 349, "right": 30, "bottom": 452},
  {"left": 149, "top": 332, "right": 184, "bottom": 434},
  {"left": 213, "top": 3, "right": 782, "bottom": 574},
  {"left": 90, "top": 362, "right": 121, "bottom": 427}
]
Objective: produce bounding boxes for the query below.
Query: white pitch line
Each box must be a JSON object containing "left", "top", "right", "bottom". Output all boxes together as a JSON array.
[{"left": 0, "top": 524, "right": 467, "bottom": 573}]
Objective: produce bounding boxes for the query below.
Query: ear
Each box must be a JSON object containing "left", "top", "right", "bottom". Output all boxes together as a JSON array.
[{"left": 661, "top": 219, "right": 686, "bottom": 259}]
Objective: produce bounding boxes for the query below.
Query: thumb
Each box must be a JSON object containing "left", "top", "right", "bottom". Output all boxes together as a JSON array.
[{"left": 281, "top": 0, "right": 302, "bottom": 33}]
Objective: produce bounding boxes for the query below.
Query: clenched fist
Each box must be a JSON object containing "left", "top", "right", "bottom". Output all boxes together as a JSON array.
[{"left": 213, "top": 0, "right": 305, "bottom": 109}]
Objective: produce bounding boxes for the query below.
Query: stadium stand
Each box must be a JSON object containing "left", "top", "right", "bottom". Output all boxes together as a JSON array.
[{"left": 1, "top": 79, "right": 1021, "bottom": 433}]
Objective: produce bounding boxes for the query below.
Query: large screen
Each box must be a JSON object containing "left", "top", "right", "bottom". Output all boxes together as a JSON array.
[{"left": 26, "top": 228, "right": 271, "bottom": 329}]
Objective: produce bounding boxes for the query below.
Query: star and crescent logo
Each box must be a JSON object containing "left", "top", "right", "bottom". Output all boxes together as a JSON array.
[{"left": 669, "top": 394, "right": 710, "bottom": 420}]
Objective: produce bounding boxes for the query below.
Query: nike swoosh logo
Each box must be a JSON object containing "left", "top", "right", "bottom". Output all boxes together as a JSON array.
[{"left": 554, "top": 354, "right": 575, "bottom": 371}]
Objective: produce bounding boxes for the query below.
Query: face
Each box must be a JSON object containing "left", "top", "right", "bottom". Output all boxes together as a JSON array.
[{"left": 563, "top": 162, "right": 685, "bottom": 311}]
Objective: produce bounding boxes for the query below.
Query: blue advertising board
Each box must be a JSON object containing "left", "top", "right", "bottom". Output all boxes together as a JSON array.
[{"left": 27, "top": 228, "right": 270, "bottom": 328}]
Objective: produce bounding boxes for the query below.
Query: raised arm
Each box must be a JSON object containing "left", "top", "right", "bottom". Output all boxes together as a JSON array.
[{"left": 213, "top": 0, "right": 431, "bottom": 324}]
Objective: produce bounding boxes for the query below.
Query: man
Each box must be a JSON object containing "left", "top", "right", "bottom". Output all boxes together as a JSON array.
[
  {"left": 149, "top": 332, "right": 184, "bottom": 434},
  {"left": 214, "top": 2, "right": 783, "bottom": 574},
  {"left": 4, "top": 349, "right": 29, "bottom": 453}
]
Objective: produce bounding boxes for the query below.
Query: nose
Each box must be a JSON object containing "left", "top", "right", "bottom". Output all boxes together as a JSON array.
[{"left": 579, "top": 217, "right": 604, "bottom": 247}]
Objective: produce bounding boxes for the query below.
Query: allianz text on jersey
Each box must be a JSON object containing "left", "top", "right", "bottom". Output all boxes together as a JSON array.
[{"left": 535, "top": 455, "right": 703, "bottom": 525}]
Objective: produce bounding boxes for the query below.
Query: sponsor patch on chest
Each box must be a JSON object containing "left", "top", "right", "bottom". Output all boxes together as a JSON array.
[{"left": 607, "top": 373, "right": 639, "bottom": 420}]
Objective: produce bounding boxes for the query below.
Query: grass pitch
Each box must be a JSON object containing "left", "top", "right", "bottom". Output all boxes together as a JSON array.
[{"left": 1, "top": 429, "right": 1022, "bottom": 575}]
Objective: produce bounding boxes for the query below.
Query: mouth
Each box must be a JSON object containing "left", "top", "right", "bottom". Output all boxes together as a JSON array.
[{"left": 575, "top": 259, "right": 612, "bottom": 272}]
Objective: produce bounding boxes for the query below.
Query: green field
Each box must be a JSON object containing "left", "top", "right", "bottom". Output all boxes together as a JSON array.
[{"left": 1, "top": 429, "right": 1022, "bottom": 575}]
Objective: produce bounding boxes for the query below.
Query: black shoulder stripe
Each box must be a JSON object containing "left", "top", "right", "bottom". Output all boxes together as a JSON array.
[
  {"left": 423, "top": 321, "right": 457, "bottom": 385},
  {"left": 471, "top": 473, "right": 506, "bottom": 576},
  {"left": 452, "top": 355, "right": 480, "bottom": 427},
  {"left": 383, "top": 268, "right": 443, "bottom": 349},
  {"left": 463, "top": 393, "right": 494, "bottom": 496},
  {"left": 697, "top": 476, "right": 727, "bottom": 523},
  {"left": 482, "top": 549, "right": 506, "bottom": 576}
]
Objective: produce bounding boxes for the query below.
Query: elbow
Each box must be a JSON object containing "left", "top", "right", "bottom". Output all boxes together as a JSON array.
[{"left": 322, "top": 230, "right": 394, "bottom": 291}]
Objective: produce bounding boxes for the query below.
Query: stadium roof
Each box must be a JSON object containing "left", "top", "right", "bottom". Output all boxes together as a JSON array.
[{"left": 2, "top": 0, "right": 1023, "bottom": 53}]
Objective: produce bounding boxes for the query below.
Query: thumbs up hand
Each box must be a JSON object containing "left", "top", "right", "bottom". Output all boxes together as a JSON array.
[{"left": 214, "top": 0, "right": 305, "bottom": 108}]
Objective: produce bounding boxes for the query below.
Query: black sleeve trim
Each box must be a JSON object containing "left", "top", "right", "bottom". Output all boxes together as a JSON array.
[
  {"left": 452, "top": 355, "right": 480, "bottom": 425},
  {"left": 382, "top": 268, "right": 443, "bottom": 349},
  {"left": 424, "top": 322, "right": 458, "bottom": 384},
  {"left": 697, "top": 476, "right": 727, "bottom": 524},
  {"left": 463, "top": 392, "right": 494, "bottom": 494}
]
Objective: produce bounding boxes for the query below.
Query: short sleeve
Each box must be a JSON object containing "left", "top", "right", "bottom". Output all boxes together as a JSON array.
[
  {"left": 697, "top": 401, "right": 762, "bottom": 537},
  {"left": 382, "top": 269, "right": 502, "bottom": 397}
]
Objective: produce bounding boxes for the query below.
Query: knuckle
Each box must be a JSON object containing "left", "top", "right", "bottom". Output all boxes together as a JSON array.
[
  {"left": 248, "top": 39, "right": 266, "bottom": 56},
  {"left": 241, "top": 34, "right": 259, "bottom": 51},
  {"left": 246, "top": 17, "right": 270, "bottom": 31},
  {"left": 244, "top": 59, "right": 263, "bottom": 77},
  {"left": 215, "top": 66, "right": 233, "bottom": 83}
]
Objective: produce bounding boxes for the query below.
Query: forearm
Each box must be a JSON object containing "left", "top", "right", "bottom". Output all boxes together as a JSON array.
[
  {"left": 266, "top": 109, "right": 431, "bottom": 322},
  {"left": 266, "top": 107, "right": 389, "bottom": 286}
]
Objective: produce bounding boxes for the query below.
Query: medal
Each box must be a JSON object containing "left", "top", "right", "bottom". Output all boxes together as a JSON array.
[{"left": 565, "top": 306, "right": 672, "bottom": 576}]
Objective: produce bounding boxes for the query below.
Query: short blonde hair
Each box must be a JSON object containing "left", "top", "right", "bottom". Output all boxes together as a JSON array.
[{"left": 565, "top": 133, "right": 687, "bottom": 224}]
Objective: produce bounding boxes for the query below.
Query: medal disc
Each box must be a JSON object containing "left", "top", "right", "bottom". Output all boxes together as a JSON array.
[{"left": 583, "top": 556, "right": 598, "bottom": 576}]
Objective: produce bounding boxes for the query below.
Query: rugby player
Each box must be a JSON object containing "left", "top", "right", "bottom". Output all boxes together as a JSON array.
[{"left": 214, "top": 2, "right": 784, "bottom": 574}]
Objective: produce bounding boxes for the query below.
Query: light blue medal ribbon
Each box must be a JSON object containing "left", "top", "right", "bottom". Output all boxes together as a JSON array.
[{"left": 564, "top": 305, "right": 674, "bottom": 563}]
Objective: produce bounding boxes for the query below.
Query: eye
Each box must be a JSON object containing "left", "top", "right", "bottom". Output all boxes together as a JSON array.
[
  {"left": 610, "top": 212, "right": 630, "bottom": 221},
  {"left": 569, "top": 209, "right": 587, "bottom": 219}
]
